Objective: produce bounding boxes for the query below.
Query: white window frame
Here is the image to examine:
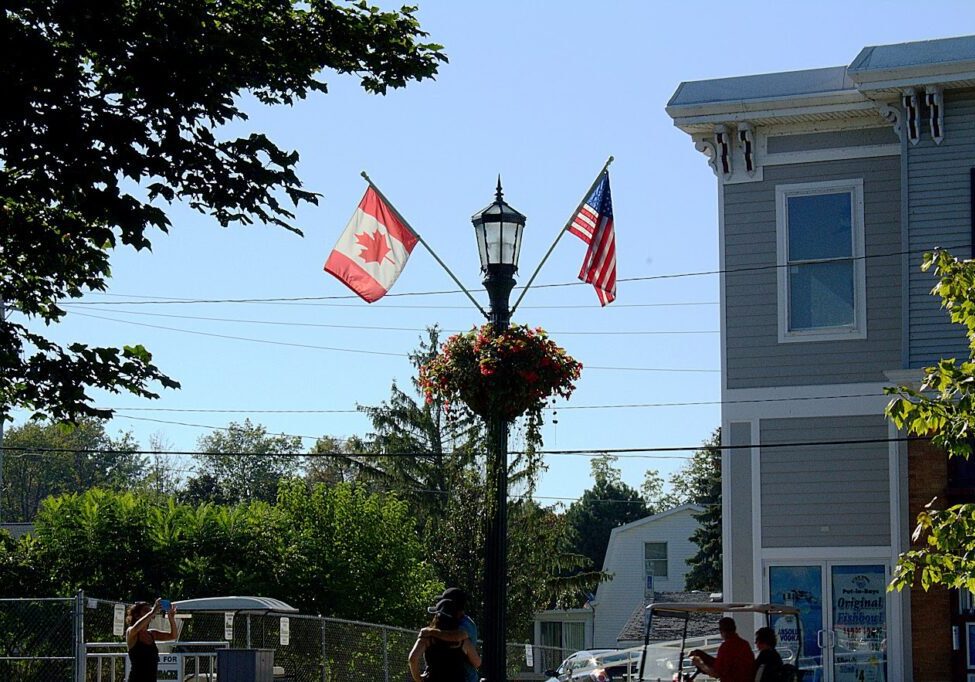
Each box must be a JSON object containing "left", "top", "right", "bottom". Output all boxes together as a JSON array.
[
  {"left": 775, "top": 179, "right": 866, "bottom": 343},
  {"left": 644, "top": 541, "right": 668, "bottom": 578}
]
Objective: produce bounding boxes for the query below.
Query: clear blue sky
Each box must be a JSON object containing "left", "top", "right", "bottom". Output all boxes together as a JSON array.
[{"left": 15, "top": 2, "right": 975, "bottom": 504}]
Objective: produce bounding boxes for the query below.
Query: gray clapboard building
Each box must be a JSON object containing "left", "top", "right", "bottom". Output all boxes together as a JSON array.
[{"left": 667, "top": 35, "right": 975, "bottom": 682}]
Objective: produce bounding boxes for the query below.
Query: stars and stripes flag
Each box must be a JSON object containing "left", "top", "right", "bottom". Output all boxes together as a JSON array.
[
  {"left": 568, "top": 172, "right": 616, "bottom": 305},
  {"left": 324, "top": 185, "right": 420, "bottom": 303}
]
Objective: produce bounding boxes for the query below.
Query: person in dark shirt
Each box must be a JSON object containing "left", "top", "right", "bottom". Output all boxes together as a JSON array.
[
  {"left": 689, "top": 617, "right": 754, "bottom": 682},
  {"left": 408, "top": 599, "right": 480, "bottom": 682},
  {"left": 754, "top": 627, "right": 784, "bottom": 682},
  {"left": 420, "top": 588, "right": 480, "bottom": 682},
  {"left": 125, "top": 599, "right": 180, "bottom": 682}
]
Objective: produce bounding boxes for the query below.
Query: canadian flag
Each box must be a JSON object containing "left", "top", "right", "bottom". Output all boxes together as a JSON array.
[{"left": 324, "top": 186, "right": 420, "bottom": 303}]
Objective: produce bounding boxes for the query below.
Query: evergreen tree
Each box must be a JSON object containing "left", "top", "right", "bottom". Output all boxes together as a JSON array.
[
  {"left": 565, "top": 455, "right": 649, "bottom": 570},
  {"left": 683, "top": 430, "right": 722, "bottom": 592}
]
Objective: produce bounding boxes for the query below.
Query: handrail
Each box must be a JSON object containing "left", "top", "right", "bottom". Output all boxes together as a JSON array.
[{"left": 86, "top": 641, "right": 229, "bottom": 648}]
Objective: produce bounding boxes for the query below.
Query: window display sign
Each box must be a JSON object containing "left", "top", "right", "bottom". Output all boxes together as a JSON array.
[
  {"left": 831, "top": 565, "right": 886, "bottom": 682},
  {"left": 769, "top": 565, "right": 823, "bottom": 665}
]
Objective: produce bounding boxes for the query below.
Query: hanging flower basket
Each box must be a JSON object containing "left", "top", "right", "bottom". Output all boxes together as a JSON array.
[{"left": 419, "top": 323, "right": 583, "bottom": 422}]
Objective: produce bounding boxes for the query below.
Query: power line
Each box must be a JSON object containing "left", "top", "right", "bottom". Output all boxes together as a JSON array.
[
  {"left": 66, "top": 311, "right": 721, "bottom": 373},
  {"left": 95, "top": 391, "right": 886, "bottom": 415},
  {"left": 70, "top": 312, "right": 408, "bottom": 358},
  {"left": 0, "top": 435, "right": 924, "bottom": 459},
  {"left": 53, "top": 243, "right": 966, "bottom": 307},
  {"left": 63, "top": 306, "right": 719, "bottom": 336},
  {"left": 0, "top": 451, "right": 675, "bottom": 507},
  {"left": 63, "top": 300, "right": 718, "bottom": 310}
]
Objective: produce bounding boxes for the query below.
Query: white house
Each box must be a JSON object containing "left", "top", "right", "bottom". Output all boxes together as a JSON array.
[
  {"left": 533, "top": 502, "right": 704, "bottom": 661},
  {"left": 591, "top": 503, "right": 703, "bottom": 648}
]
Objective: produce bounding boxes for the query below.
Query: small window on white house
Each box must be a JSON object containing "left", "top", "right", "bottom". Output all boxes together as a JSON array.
[
  {"left": 775, "top": 180, "right": 866, "bottom": 342},
  {"left": 644, "top": 542, "right": 668, "bottom": 578}
]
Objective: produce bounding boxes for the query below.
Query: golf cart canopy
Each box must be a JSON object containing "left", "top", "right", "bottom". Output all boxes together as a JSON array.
[
  {"left": 647, "top": 602, "right": 801, "bottom": 619},
  {"left": 173, "top": 596, "right": 298, "bottom": 614}
]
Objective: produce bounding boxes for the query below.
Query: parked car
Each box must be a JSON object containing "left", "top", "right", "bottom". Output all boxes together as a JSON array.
[
  {"left": 544, "top": 649, "right": 639, "bottom": 682},
  {"left": 544, "top": 650, "right": 613, "bottom": 682}
]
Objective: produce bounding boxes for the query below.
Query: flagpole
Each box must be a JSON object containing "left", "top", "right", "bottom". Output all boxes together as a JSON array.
[
  {"left": 508, "top": 155, "right": 614, "bottom": 316},
  {"left": 360, "top": 172, "right": 489, "bottom": 319}
]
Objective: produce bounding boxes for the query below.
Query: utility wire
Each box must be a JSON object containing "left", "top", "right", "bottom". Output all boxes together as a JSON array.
[
  {"left": 64, "top": 307, "right": 719, "bottom": 336},
  {"left": 0, "top": 451, "right": 681, "bottom": 507},
  {"left": 95, "top": 392, "right": 891, "bottom": 415},
  {"left": 0, "top": 435, "right": 924, "bottom": 459},
  {"left": 63, "top": 300, "right": 717, "bottom": 310},
  {"left": 67, "top": 311, "right": 721, "bottom": 373},
  {"left": 53, "top": 243, "right": 967, "bottom": 307}
]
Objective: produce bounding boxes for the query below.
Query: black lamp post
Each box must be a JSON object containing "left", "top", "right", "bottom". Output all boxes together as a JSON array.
[{"left": 471, "top": 178, "right": 526, "bottom": 682}]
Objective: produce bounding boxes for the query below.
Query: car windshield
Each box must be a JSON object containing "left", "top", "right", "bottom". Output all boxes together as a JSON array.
[{"left": 592, "top": 650, "right": 641, "bottom": 667}]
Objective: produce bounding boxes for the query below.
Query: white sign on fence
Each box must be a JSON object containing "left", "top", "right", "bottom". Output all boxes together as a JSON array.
[
  {"left": 159, "top": 653, "right": 179, "bottom": 672},
  {"left": 224, "top": 612, "right": 234, "bottom": 641},
  {"left": 113, "top": 603, "right": 126, "bottom": 636},
  {"left": 280, "top": 617, "right": 290, "bottom": 646},
  {"left": 524, "top": 644, "right": 533, "bottom": 667}
]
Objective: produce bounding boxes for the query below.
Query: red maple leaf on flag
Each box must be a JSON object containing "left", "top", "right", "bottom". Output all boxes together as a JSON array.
[{"left": 355, "top": 230, "right": 393, "bottom": 265}]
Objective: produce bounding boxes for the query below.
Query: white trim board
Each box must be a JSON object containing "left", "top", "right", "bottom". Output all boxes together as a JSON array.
[
  {"left": 761, "top": 546, "right": 892, "bottom": 560},
  {"left": 722, "top": 381, "right": 894, "bottom": 421},
  {"left": 764, "top": 143, "right": 900, "bottom": 166},
  {"left": 750, "top": 418, "right": 762, "bottom": 605}
]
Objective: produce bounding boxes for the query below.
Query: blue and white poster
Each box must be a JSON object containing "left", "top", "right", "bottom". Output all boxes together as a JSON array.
[
  {"left": 831, "top": 565, "right": 886, "bottom": 682},
  {"left": 769, "top": 565, "right": 823, "bottom": 669}
]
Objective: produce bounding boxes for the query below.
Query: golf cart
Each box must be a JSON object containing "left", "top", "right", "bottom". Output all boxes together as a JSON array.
[{"left": 636, "top": 602, "right": 803, "bottom": 681}]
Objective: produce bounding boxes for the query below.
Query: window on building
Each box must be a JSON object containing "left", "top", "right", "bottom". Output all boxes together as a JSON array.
[
  {"left": 960, "top": 587, "right": 974, "bottom": 616},
  {"left": 540, "top": 621, "right": 561, "bottom": 649},
  {"left": 645, "top": 542, "right": 668, "bottom": 578},
  {"left": 539, "top": 620, "right": 585, "bottom": 665},
  {"left": 775, "top": 180, "right": 865, "bottom": 342},
  {"left": 948, "top": 455, "right": 975, "bottom": 491}
]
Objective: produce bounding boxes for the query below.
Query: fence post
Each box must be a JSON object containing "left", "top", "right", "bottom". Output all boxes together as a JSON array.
[
  {"left": 246, "top": 614, "right": 251, "bottom": 648},
  {"left": 74, "top": 590, "right": 86, "bottom": 682},
  {"left": 382, "top": 625, "right": 389, "bottom": 682},
  {"left": 326, "top": 616, "right": 328, "bottom": 682}
]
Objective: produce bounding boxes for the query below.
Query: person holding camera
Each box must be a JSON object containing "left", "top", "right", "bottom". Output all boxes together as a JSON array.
[{"left": 125, "top": 598, "right": 179, "bottom": 682}]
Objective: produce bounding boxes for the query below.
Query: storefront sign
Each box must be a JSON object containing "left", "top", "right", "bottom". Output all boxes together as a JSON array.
[{"left": 832, "top": 565, "right": 886, "bottom": 682}]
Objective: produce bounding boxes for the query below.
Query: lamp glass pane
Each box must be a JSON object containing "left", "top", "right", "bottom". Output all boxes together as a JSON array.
[
  {"left": 484, "top": 222, "right": 503, "bottom": 265},
  {"left": 475, "top": 223, "right": 488, "bottom": 270}
]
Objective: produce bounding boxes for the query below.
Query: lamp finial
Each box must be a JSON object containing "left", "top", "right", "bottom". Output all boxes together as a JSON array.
[{"left": 495, "top": 175, "right": 503, "bottom": 201}]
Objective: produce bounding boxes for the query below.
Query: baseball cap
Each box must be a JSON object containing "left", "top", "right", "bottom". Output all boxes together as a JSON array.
[
  {"left": 427, "top": 598, "right": 460, "bottom": 618},
  {"left": 437, "top": 587, "right": 468, "bottom": 610}
]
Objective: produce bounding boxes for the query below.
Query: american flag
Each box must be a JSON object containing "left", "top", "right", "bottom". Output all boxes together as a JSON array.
[{"left": 568, "top": 172, "right": 616, "bottom": 305}]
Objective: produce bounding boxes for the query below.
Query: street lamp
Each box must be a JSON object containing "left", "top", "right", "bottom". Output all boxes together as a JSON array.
[{"left": 471, "top": 177, "right": 526, "bottom": 682}]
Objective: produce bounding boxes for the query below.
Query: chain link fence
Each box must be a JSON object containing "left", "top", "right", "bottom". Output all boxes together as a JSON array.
[
  {"left": 0, "top": 596, "right": 79, "bottom": 682},
  {"left": 0, "top": 593, "right": 586, "bottom": 681}
]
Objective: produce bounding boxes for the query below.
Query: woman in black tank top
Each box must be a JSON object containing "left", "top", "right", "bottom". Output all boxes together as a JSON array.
[
  {"left": 409, "top": 599, "right": 481, "bottom": 682},
  {"left": 125, "top": 599, "right": 180, "bottom": 682}
]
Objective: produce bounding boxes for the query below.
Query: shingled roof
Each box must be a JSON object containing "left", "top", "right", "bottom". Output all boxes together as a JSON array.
[{"left": 616, "top": 592, "right": 718, "bottom": 644}]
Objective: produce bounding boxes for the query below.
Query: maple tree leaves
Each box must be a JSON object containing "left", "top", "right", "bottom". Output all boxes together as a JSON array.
[{"left": 355, "top": 230, "right": 394, "bottom": 265}]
